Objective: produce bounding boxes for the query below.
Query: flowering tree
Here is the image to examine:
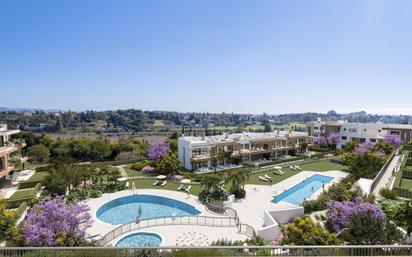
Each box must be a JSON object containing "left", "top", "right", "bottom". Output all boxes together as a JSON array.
[
  {"left": 141, "top": 165, "right": 155, "bottom": 173},
  {"left": 326, "top": 197, "right": 385, "bottom": 233},
  {"left": 384, "top": 134, "right": 403, "bottom": 148},
  {"left": 23, "top": 197, "right": 92, "bottom": 246},
  {"left": 147, "top": 141, "right": 170, "bottom": 160},
  {"left": 313, "top": 136, "right": 328, "bottom": 146},
  {"left": 354, "top": 140, "right": 374, "bottom": 155},
  {"left": 326, "top": 132, "right": 341, "bottom": 146}
]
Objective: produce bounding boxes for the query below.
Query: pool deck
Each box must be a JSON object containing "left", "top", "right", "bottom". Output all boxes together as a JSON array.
[
  {"left": 85, "top": 170, "right": 347, "bottom": 246},
  {"left": 85, "top": 189, "right": 224, "bottom": 239},
  {"left": 229, "top": 170, "right": 347, "bottom": 230}
]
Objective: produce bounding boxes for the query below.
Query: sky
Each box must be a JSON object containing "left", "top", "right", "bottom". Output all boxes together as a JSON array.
[{"left": 0, "top": 0, "right": 412, "bottom": 115}]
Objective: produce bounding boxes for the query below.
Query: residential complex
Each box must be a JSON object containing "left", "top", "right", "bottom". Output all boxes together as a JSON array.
[
  {"left": 306, "top": 120, "right": 412, "bottom": 149},
  {"left": 0, "top": 124, "right": 27, "bottom": 184},
  {"left": 178, "top": 130, "right": 310, "bottom": 171}
]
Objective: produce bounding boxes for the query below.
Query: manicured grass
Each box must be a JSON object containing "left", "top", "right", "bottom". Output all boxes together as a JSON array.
[
  {"left": 128, "top": 178, "right": 202, "bottom": 196},
  {"left": 245, "top": 159, "right": 348, "bottom": 185},
  {"left": 25, "top": 171, "right": 49, "bottom": 183},
  {"left": 124, "top": 167, "right": 149, "bottom": 177},
  {"left": 400, "top": 178, "right": 412, "bottom": 189},
  {"left": 9, "top": 189, "right": 36, "bottom": 199}
]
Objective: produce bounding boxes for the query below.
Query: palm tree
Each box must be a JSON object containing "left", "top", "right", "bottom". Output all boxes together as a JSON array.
[
  {"left": 227, "top": 169, "right": 249, "bottom": 191},
  {"left": 200, "top": 174, "right": 222, "bottom": 193}
]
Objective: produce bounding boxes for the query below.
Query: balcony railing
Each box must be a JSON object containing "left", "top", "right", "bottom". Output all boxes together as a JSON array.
[{"left": 0, "top": 245, "right": 411, "bottom": 257}]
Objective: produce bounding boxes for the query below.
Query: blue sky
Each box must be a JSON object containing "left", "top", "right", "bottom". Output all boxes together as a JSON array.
[{"left": 1, "top": 0, "right": 411, "bottom": 114}]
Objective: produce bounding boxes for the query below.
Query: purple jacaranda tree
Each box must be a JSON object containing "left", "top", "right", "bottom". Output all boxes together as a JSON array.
[
  {"left": 313, "top": 136, "right": 328, "bottom": 146},
  {"left": 384, "top": 134, "right": 403, "bottom": 148},
  {"left": 327, "top": 132, "right": 341, "bottom": 145},
  {"left": 147, "top": 141, "right": 170, "bottom": 160},
  {"left": 326, "top": 197, "right": 385, "bottom": 233},
  {"left": 23, "top": 197, "right": 92, "bottom": 246},
  {"left": 354, "top": 140, "right": 374, "bottom": 155},
  {"left": 373, "top": 151, "right": 386, "bottom": 160}
]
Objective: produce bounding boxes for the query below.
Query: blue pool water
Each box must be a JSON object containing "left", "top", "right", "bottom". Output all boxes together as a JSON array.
[
  {"left": 97, "top": 194, "right": 201, "bottom": 225},
  {"left": 115, "top": 232, "right": 162, "bottom": 247},
  {"left": 272, "top": 174, "right": 334, "bottom": 205}
]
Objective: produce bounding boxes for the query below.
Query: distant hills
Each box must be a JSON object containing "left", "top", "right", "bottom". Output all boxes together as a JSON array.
[{"left": 0, "top": 106, "right": 63, "bottom": 113}]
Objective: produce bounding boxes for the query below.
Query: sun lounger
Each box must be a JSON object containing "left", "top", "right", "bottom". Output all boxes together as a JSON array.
[
  {"left": 185, "top": 185, "right": 192, "bottom": 192},
  {"left": 290, "top": 165, "right": 297, "bottom": 171},
  {"left": 294, "top": 165, "right": 302, "bottom": 170},
  {"left": 273, "top": 170, "right": 284, "bottom": 175},
  {"left": 264, "top": 174, "right": 272, "bottom": 181},
  {"left": 160, "top": 181, "right": 167, "bottom": 187},
  {"left": 153, "top": 180, "right": 160, "bottom": 186},
  {"left": 177, "top": 184, "right": 184, "bottom": 191},
  {"left": 259, "top": 175, "right": 269, "bottom": 182}
]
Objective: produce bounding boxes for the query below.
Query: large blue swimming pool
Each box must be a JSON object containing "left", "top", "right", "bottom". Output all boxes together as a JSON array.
[
  {"left": 115, "top": 232, "right": 162, "bottom": 247},
  {"left": 97, "top": 194, "right": 201, "bottom": 225},
  {"left": 272, "top": 174, "right": 334, "bottom": 205}
]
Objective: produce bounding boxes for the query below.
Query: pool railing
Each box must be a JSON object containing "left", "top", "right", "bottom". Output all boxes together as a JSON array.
[{"left": 98, "top": 215, "right": 241, "bottom": 246}]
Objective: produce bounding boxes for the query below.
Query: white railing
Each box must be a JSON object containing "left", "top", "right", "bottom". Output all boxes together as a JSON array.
[{"left": 98, "top": 215, "right": 237, "bottom": 246}]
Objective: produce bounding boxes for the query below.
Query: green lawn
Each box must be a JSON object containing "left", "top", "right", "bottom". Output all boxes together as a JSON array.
[
  {"left": 124, "top": 167, "right": 149, "bottom": 178},
  {"left": 128, "top": 178, "right": 202, "bottom": 196},
  {"left": 9, "top": 189, "right": 36, "bottom": 199},
  {"left": 25, "top": 171, "right": 49, "bottom": 183},
  {"left": 400, "top": 178, "right": 412, "bottom": 189},
  {"left": 245, "top": 159, "right": 348, "bottom": 185}
]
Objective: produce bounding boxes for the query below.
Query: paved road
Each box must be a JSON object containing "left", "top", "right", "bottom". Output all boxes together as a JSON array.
[{"left": 372, "top": 155, "right": 401, "bottom": 195}]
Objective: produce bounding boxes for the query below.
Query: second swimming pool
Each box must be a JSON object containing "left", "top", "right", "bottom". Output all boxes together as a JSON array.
[{"left": 272, "top": 174, "right": 334, "bottom": 205}]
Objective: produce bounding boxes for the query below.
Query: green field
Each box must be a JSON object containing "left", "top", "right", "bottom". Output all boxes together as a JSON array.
[
  {"left": 9, "top": 189, "right": 36, "bottom": 199},
  {"left": 24, "top": 171, "right": 49, "bottom": 183},
  {"left": 400, "top": 178, "right": 412, "bottom": 189},
  {"left": 246, "top": 159, "right": 347, "bottom": 185},
  {"left": 128, "top": 178, "right": 202, "bottom": 196},
  {"left": 127, "top": 158, "right": 347, "bottom": 194}
]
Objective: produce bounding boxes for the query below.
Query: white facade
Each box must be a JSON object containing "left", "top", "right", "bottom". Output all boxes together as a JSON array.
[
  {"left": 338, "top": 123, "right": 386, "bottom": 149},
  {"left": 178, "top": 131, "right": 309, "bottom": 171}
]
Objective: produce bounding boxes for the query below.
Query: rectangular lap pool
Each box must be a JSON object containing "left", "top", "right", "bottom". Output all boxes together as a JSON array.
[{"left": 272, "top": 174, "right": 334, "bottom": 205}]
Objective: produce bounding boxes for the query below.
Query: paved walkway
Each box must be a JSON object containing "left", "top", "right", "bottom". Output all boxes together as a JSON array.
[
  {"left": 372, "top": 155, "right": 401, "bottom": 195},
  {"left": 230, "top": 170, "right": 347, "bottom": 230}
]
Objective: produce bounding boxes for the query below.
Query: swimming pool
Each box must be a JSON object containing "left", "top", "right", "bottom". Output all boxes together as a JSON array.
[
  {"left": 115, "top": 232, "right": 162, "bottom": 247},
  {"left": 272, "top": 174, "right": 334, "bottom": 205},
  {"left": 97, "top": 194, "right": 201, "bottom": 225}
]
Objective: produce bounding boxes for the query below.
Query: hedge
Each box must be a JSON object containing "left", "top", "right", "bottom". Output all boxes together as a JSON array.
[
  {"left": 14, "top": 201, "right": 28, "bottom": 219},
  {"left": 7, "top": 183, "right": 41, "bottom": 208},
  {"left": 78, "top": 157, "right": 146, "bottom": 168}
]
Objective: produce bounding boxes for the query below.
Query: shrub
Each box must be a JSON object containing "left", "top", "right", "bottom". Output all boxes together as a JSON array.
[
  {"left": 90, "top": 190, "right": 103, "bottom": 198},
  {"left": 379, "top": 188, "right": 398, "bottom": 200},
  {"left": 131, "top": 162, "right": 146, "bottom": 171}
]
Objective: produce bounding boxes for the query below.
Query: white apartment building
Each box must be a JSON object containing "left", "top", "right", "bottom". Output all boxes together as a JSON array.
[
  {"left": 305, "top": 120, "right": 412, "bottom": 149},
  {"left": 178, "top": 131, "right": 310, "bottom": 171}
]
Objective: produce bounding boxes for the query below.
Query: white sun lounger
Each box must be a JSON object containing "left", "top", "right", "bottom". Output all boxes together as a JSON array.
[
  {"left": 160, "top": 181, "right": 167, "bottom": 187},
  {"left": 153, "top": 180, "right": 160, "bottom": 186},
  {"left": 274, "top": 169, "right": 285, "bottom": 175},
  {"left": 294, "top": 165, "right": 302, "bottom": 170},
  {"left": 264, "top": 174, "right": 272, "bottom": 181},
  {"left": 259, "top": 175, "right": 269, "bottom": 182},
  {"left": 177, "top": 184, "right": 185, "bottom": 191},
  {"left": 290, "top": 165, "right": 297, "bottom": 171},
  {"left": 185, "top": 185, "right": 192, "bottom": 192}
]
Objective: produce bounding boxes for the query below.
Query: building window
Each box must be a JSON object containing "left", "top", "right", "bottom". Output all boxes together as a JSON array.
[
  {"left": 341, "top": 136, "right": 347, "bottom": 140},
  {"left": 349, "top": 128, "right": 356, "bottom": 133},
  {"left": 364, "top": 129, "right": 367, "bottom": 132}
]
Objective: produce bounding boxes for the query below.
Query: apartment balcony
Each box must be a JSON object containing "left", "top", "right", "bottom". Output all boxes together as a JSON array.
[
  {"left": 191, "top": 154, "right": 211, "bottom": 161},
  {"left": 239, "top": 146, "right": 291, "bottom": 155},
  {"left": 0, "top": 165, "right": 15, "bottom": 179}
]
